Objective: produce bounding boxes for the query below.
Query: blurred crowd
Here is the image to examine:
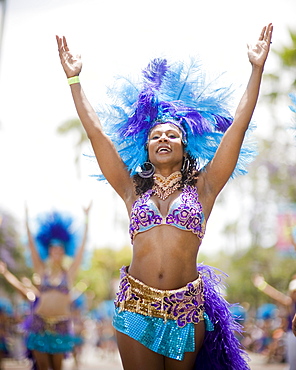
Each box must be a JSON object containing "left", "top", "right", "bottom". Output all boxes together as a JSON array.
[{"left": 232, "top": 302, "right": 288, "bottom": 365}]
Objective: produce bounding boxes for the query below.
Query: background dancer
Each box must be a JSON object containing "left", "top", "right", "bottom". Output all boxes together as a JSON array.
[{"left": 24, "top": 203, "right": 91, "bottom": 370}]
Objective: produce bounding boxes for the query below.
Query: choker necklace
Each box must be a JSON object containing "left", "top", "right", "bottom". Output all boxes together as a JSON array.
[{"left": 153, "top": 171, "right": 182, "bottom": 200}]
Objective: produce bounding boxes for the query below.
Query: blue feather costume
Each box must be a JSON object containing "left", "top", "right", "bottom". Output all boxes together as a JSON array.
[{"left": 289, "top": 93, "right": 296, "bottom": 114}]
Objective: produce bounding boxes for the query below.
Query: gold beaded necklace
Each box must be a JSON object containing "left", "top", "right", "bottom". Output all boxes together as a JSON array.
[{"left": 152, "top": 171, "right": 182, "bottom": 200}]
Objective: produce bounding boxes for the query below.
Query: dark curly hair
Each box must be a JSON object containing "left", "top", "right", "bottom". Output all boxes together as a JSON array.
[{"left": 133, "top": 154, "right": 200, "bottom": 196}]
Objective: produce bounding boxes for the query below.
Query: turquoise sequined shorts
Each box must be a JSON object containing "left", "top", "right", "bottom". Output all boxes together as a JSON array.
[
  {"left": 26, "top": 314, "right": 75, "bottom": 354},
  {"left": 113, "top": 266, "right": 213, "bottom": 361}
]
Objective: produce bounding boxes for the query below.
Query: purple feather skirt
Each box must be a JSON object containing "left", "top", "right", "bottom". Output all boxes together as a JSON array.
[
  {"left": 195, "top": 264, "right": 250, "bottom": 369},
  {"left": 113, "top": 264, "right": 250, "bottom": 369}
]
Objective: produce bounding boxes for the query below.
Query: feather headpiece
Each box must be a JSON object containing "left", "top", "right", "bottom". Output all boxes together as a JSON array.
[
  {"left": 94, "top": 58, "right": 256, "bottom": 180},
  {"left": 289, "top": 93, "right": 296, "bottom": 114},
  {"left": 35, "top": 211, "right": 78, "bottom": 260}
]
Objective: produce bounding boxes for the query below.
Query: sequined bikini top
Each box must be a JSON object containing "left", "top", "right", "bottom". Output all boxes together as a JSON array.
[
  {"left": 129, "top": 185, "right": 206, "bottom": 243},
  {"left": 40, "top": 271, "right": 70, "bottom": 295}
]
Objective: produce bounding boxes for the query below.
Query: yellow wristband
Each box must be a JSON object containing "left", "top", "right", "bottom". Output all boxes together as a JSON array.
[
  {"left": 257, "top": 281, "right": 267, "bottom": 291},
  {"left": 67, "top": 76, "right": 80, "bottom": 85}
]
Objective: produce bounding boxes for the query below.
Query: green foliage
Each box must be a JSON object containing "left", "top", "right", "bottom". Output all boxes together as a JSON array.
[
  {"left": 199, "top": 245, "right": 296, "bottom": 311},
  {"left": 57, "top": 118, "right": 88, "bottom": 143},
  {"left": 265, "top": 29, "right": 296, "bottom": 98},
  {"left": 75, "top": 246, "right": 132, "bottom": 308},
  {"left": 273, "top": 29, "right": 296, "bottom": 69}
]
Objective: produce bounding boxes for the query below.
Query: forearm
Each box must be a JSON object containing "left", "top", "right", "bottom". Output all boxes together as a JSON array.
[
  {"left": 233, "top": 65, "right": 264, "bottom": 131},
  {"left": 69, "top": 215, "right": 89, "bottom": 276},
  {"left": 3, "top": 270, "right": 28, "bottom": 297},
  {"left": 257, "top": 281, "right": 291, "bottom": 306},
  {"left": 69, "top": 82, "right": 104, "bottom": 139},
  {"left": 76, "top": 221, "right": 88, "bottom": 264}
]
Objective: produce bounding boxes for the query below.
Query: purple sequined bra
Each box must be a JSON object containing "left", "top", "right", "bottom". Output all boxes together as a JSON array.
[
  {"left": 40, "top": 272, "right": 70, "bottom": 295},
  {"left": 129, "top": 185, "right": 206, "bottom": 243}
]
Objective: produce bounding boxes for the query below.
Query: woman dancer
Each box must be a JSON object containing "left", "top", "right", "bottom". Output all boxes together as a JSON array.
[
  {"left": 24, "top": 204, "right": 91, "bottom": 370},
  {"left": 56, "top": 23, "right": 273, "bottom": 370},
  {"left": 254, "top": 275, "right": 296, "bottom": 370}
]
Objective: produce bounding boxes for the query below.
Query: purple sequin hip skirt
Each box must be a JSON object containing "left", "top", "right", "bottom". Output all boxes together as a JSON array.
[
  {"left": 113, "top": 264, "right": 251, "bottom": 369},
  {"left": 113, "top": 266, "right": 207, "bottom": 360},
  {"left": 25, "top": 314, "right": 74, "bottom": 354},
  {"left": 115, "top": 266, "right": 205, "bottom": 325}
]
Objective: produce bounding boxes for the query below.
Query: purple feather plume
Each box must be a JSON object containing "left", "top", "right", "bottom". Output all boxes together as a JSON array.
[
  {"left": 121, "top": 89, "right": 158, "bottom": 136},
  {"left": 142, "top": 58, "right": 168, "bottom": 89},
  {"left": 118, "top": 59, "right": 169, "bottom": 138},
  {"left": 195, "top": 264, "right": 250, "bottom": 369},
  {"left": 213, "top": 115, "right": 233, "bottom": 133}
]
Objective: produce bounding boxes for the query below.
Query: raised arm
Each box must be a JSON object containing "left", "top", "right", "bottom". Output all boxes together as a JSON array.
[
  {"left": 253, "top": 274, "right": 291, "bottom": 307},
  {"left": 68, "top": 202, "right": 92, "bottom": 281},
  {"left": 25, "top": 205, "right": 44, "bottom": 274},
  {"left": 0, "top": 261, "right": 39, "bottom": 301},
  {"left": 204, "top": 24, "right": 273, "bottom": 199},
  {"left": 56, "top": 36, "right": 134, "bottom": 201}
]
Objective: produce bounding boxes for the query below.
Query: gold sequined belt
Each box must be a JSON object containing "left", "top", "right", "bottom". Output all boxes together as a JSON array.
[
  {"left": 115, "top": 266, "right": 205, "bottom": 327},
  {"left": 31, "top": 314, "right": 70, "bottom": 334},
  {"left": 38, "top": 314, "right": 69, "bottom": 324}
]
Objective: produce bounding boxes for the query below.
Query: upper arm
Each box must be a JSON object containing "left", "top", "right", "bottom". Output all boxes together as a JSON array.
[
  {"left": 70, "top": 85, "right": 135, "bottom": 200},
  {"left": 88, "top": 129, "right": 135, "bottom": 200},
  {"left": 27, "top": 236, "right": 45, "bottom": 274},
  {"left": 203, "top": 123, "right": 246, "bottom": 197}
]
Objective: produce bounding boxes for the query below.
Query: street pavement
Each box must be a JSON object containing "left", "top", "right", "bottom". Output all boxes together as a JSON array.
[{"left": 2, "top": 349, "right": 289, "bottom": 369}]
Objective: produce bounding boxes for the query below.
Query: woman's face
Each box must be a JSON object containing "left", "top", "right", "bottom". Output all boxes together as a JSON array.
[
  {"left": 148, "top": 123, "right": 184, "bottom": 169},
  {"left": 49, "top": 245, "right": 65, "bottom": 262}
]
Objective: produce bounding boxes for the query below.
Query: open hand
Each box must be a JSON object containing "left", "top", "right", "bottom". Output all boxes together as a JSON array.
[
  {"left": 83, "top": 200, "right": 93, "bottom": 216},
  {"left": 247, "top": 23, "right": 273, "bottom": 68},
  {"left": 56, "top": 35, "right": 82, "bottom": 78},
  {"left": 252, "top": 274, "right": 265, "bottom": 287}
]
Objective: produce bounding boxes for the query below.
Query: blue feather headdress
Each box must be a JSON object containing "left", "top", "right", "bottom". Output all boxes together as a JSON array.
[
  {"left": 35, "top": 211, "right": 78, "bottom": 261},
  {"left": 94, "top": 58, "right": 256, "bottom": 180},
  {"left": 289, "top": 93, "right": 296, "bottom": 114}
]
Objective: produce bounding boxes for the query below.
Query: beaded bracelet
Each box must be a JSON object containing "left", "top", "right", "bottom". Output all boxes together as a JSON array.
[{"left": 68, "top": 76, "right": 80, "bottom": 85}]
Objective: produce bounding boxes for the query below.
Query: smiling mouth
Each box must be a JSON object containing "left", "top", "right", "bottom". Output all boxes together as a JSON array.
[{"left": 157, "top": 147, "right": 171, "bottom": 153}]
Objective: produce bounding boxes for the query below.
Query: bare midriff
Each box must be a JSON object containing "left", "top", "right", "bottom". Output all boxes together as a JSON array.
[
  {"left": 128, "top": 225, "right": 202, "bottom": 290},
  {"left": 35, "top": 290, "right": 71, "bottom": 317}
]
